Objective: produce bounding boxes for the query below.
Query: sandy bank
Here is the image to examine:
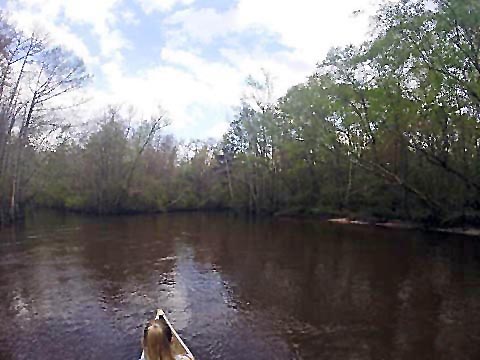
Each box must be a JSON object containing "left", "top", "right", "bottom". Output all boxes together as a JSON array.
[{"left": 328, "top": 218, "right": 480, "bottom": 237}]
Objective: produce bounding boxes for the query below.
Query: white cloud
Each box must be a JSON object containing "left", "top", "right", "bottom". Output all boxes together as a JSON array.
[
  {"left": 59, "top": 0, "right": 119, "bottom": 29},
  {"left": 160, "top": 48, "right": 242, "bottom": 103},
  {"left": 164, "top": 0, "right": 378, "bottom": 71},
  {"left": 136, "top": 0, "right": 195, "bottom": 14},
  {"left": 166, "top": 7, "right": 238, "bottom": 43},
  {"left": 9, "top": 0, "right": 62, "bottom": 19},
  {"left": 206, "top": 121, "right": 229, "bottom": 139},
  {"left": 161, "top": 0, "right": 379, "bottom": 100},
  {"left": 96, "top": 48, "right": 243, "bottom": 134},
  {"left": 6, "top": 8, "right": 96, "bottom": 65},
  {"left": 4, "top": 0, "right": 386, "bottom": 140},
  {"left": 219, "top": 47, "right": 311, "bottom": 99},
  {"left": 121, "top": 9, "right": 140, "bottom": 25},
  {"left": 6, "top": 0, "right": 127, "bottom": 60},
  {"left": 235, "top": 0, "right": 377, "bottom": 61}
]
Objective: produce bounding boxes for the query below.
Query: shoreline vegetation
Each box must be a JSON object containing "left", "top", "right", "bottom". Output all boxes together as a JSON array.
[
  {"left": 271, "top": 207, "right": 480, "bottom": 237},
  {"left": 32, "top": 205, "right": 480, "bottom": 237},
  {"left": 327, "top": 218, "right": 480, "bottom": 237},
  {"left": 2, "top": 1, "right": 480, "bottom": 231}
]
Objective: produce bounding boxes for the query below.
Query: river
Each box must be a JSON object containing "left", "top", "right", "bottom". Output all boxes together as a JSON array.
[{"left": 0, "top": 211, "right": 480, "bottom": 359}]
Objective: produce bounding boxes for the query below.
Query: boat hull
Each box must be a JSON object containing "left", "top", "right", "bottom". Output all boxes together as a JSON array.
[{"left": 140, "top": 309, "right": 195, "bottom": 360}]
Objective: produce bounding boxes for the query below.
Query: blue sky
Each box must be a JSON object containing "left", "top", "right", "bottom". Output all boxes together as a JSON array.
[{"left": 4, "top": 0, "right": 380, "bottom": 139}]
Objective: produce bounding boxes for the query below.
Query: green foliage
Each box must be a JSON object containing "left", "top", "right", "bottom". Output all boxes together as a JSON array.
[
  {"left": 2, "top": 0, "right": 480, "bottom": 227},
  {"left": 217, "top": 0, "right": 480, "bottom": 224}
]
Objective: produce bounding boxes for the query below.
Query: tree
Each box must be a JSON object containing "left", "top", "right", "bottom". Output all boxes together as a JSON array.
[{"left": 0, "top": 16, "right": 88, "bottom": 224}]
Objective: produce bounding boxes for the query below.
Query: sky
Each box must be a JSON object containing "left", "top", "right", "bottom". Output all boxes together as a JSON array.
[{"left": 3, "top": 0, "right": 382, "bottom": 139}]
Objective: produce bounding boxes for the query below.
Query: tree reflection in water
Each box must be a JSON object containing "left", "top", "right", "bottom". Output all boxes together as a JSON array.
[{"left": 0, "top": 211, "right": 480, "bottom": 359}]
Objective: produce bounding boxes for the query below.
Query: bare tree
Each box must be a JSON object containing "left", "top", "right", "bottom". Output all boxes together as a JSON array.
[{"left": 0, "top": 15, "right": 89, "bottom": 224}]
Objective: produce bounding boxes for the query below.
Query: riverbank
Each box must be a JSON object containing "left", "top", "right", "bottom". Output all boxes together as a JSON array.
[
  {"left": 272, "top": 207, "right": 480, "bottom": 237},
  {"left": 5, "top": 205, "right": 480, "bottom": 237},
  {"left": 327, "top": 218, "right": 480, "bottom": 237}
]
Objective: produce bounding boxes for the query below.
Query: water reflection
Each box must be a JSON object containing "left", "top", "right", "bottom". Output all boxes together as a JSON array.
[{"left": 0, "top": 212, "right": 480, "bottom": 359}]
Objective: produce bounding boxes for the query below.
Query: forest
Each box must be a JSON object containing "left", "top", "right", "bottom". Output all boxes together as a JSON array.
[{"left": 0, "top": 0, "right": 479, "bottom": 227}]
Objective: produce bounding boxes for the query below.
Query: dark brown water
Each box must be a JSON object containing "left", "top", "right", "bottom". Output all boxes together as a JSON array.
[{"left": 1, "top": 212, "right": 480, "bottom": 360}]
